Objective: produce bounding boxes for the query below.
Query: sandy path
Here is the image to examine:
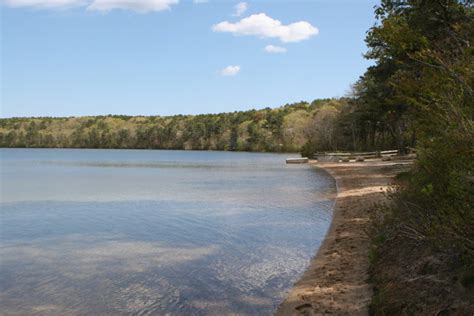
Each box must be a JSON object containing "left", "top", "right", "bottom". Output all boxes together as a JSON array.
[{"left": 275, "top": 160, "right": 412, "bottom": 316}]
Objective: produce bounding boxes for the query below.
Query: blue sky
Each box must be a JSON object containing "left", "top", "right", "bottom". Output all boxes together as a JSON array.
[{"left": 1, "top": 0, "right": 378, "bottom": 118}]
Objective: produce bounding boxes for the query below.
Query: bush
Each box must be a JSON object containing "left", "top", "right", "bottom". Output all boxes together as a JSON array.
[{"left": 300, "top": 141, "right": 316, "bottom": 158}]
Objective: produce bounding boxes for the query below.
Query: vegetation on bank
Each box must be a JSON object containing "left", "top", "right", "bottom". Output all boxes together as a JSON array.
[{"left": 353, "top": 0, "right": 473, "bottom": 314}]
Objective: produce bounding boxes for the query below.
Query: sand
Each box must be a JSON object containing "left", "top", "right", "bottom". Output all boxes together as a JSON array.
[{"left": 275, "top": 160, "right": 413, "bottom": 316}]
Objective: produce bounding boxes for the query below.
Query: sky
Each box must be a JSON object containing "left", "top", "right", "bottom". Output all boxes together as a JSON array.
[{"left": 1, "top": 0, "right": 379, "bottom": 118}]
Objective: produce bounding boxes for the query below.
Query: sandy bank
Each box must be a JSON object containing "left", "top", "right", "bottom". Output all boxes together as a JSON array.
[{"left": 275, "top": 160, "right": 413, "bottom": 315}]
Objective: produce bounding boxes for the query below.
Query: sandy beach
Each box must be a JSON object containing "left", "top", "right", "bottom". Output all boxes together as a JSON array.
[{"left": 275, "top": 160, "right": 412, "bottom": 315}]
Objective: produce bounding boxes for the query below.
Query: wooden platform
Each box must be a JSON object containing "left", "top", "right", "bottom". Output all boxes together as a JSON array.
[
  {"left": 315, "top": 150, "right": 399, "bottom": 162},
  {"left": 286, "top": 157, "right": 309, "bottom": 164}
]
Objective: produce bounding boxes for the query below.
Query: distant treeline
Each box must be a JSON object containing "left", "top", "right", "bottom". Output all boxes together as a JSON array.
[
  {"left": 0, "top": 100, "right": 329, "bottom": 151},
  {"left": 0, "top": 97, "right": 407, "bottom": 153}
]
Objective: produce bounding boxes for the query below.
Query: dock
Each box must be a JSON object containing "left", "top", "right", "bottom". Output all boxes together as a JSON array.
[{"left": 286, "top": 157, "right": 309, "bottom": 164}]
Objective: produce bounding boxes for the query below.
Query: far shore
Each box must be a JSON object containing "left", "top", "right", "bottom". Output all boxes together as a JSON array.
[{"left": 276, "top": 159, "right": 413, "bottom": 315}]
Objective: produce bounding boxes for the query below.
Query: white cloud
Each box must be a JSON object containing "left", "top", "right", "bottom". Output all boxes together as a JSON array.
[
  {"left": 87, "top": 0, "right": 179, "bottom": 13},
  {"left": 3, "top": 0, "right": 86, "bottom": 9},
  {"left": 264, "top": 44, "right": 287, "bottom": 53},
  {"left": 232, "top": 2, "right": 247, "bottom": 17},
  {"left": 213, "top": 13, "right": 318, "bottom": 43},
  {"left": 219, "top": 65, "right": 240, "bottom": 76}
]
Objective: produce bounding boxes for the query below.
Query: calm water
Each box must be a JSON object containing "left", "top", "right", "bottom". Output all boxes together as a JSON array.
[{"left": 0, "top": 149, "right": 335, "bottom": 315}]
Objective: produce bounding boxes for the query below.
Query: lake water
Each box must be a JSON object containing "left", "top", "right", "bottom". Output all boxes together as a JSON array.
[{"left": 0, "top": 149, "right": 335, "bottom": 315}]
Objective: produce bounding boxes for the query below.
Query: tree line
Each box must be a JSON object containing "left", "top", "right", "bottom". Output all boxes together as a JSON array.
[
  {"left": 1, "top": 91, "right": 417, "bottom": 155},
  {"left": 1, "top": 99, "right": 350, "bottom": 152}
]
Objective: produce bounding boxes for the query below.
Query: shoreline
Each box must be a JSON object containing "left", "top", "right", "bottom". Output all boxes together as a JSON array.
[{"left": 275, "top": 159, "right": 412, "bottom": 315}]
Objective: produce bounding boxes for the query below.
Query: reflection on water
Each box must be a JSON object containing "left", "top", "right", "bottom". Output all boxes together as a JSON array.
[{"left": 0, "top": 149, "right": 335, "bottom": 315}]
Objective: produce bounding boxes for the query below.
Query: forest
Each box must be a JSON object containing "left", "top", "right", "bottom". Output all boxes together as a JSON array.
[
  {"left": 0, "top": 99, "right": 336, "bottom": 152},
  {"left": 1, "top": 97, "right": 403, "bottom": 153}
]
